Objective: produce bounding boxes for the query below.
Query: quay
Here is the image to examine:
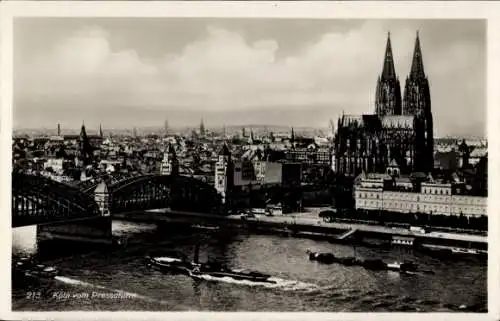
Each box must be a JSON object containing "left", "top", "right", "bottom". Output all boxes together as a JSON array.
[{"left": 113, "top": 208, "right": 487, "bottom": 251}]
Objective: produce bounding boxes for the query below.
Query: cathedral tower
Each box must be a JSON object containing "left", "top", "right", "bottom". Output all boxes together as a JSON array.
[
  {"left": 375, "top": 32, "right": 402, "bottom": 116},
  {"left": 403, "top": 32, "right": 433, "bottom": 172}
]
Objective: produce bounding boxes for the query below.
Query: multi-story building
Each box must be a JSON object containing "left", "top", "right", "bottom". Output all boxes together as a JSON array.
[
  {"left": 285, "top": 147, "right": 331, "bottom": 165},
  {"left": 354, "top": 164, "right": 487, "bottom": 217},
  {"left": 214, "top": 142, "right": 302, "bottom": 210}
]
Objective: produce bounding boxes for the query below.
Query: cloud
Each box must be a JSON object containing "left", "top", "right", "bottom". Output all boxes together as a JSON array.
[{"left": 15, "top": 21, "right": 485, "bottom": 136}]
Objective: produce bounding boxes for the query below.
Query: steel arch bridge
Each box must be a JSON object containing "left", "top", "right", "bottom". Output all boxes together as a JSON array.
[
  {"left": 12, "top": 173, "right": 223, "bottom": 227},
  {"left": 12, "top": 173, "right": 101, "bottom": 228},
  {"left": 104, "top": 174, "right": 222, "bottom": 214}
]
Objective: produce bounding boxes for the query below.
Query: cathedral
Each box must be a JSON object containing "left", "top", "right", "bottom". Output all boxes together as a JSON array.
[{"left": 334, "top": 32, "right": 434, "bottom": 177}]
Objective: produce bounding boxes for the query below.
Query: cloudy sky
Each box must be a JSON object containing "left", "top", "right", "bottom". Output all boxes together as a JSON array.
[{"left": 14, "top": 18, "right": 485, "bottom": 136}]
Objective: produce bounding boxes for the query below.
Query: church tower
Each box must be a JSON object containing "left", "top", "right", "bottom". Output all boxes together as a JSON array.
[
  {"left": 375, "top": 32, "right": 402, "bottom": 116},
  {"left": 214, "top": 143, "right": 233, "bottom": 205},
  {"left": 79, "top": 123, "right": 94, "bottom": 166},
  {"left": 403, "top": 32, "right": 433, "bottom": 173},
  {"left": 160, "top": 144, "right": 179, "bottom": 176},
  {"left": 200, "top": 118, "right": 205, "bottom": 137}
]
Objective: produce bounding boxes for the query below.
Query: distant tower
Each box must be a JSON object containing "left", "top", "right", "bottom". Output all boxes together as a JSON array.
[
  {"left": 291, "top": 127, "right": 295, "bottom": 147},
  {"left": 214, "top": 143, "right": 233, "bottom": 205},
  {"left": 200, "top": 118, "right": 205, "bottom": 137},
  {"left": 57, "top": 123, "right": 61, "bottom": 136},
  {"left": 242, "top": 127, "right": 246, "bottom": 138},
  {"left": 403, "top": 31, "right": 433, "bottom": 173},
  {"left": 458, "top": 139, "right": 470, "bottom": 168},
  {"left": 99, "top": 124, "right": 103, "bottom": 138},
  {"left": 160, "top": 144, "right": 179, "bottom": 176},
  {"left": 329, "top": 119, "right": 335, "bottom": 136},
  {"left": 79, "top": 123, "right": 93, "bottom": 166},
  {"left": 375, "top": 32, "right": 402, "bottom": 116},
  {"left": 164, "top": 119, "right": 169, "bottom": 136},
  {"left": 133, "top": 127, "right": 138, "bottom": 138},
  {"left": 249, "top": 129, "right": 254, "bottom": 145}
]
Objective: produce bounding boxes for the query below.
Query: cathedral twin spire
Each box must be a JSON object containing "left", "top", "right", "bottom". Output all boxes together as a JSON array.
[
  {"left": 375, "top": 31, "right": 428, "bottom": 117},
  {"left": 381, "top": 32, "right": 397, "bottom": 81},
  {"left": 408, "top": 31, "right": 426, "bottom": 81},
  {"left": 375, "top": 31, "right": 433, "bottom": 173},
  {"left": 375, "top": 32, "right": 402, "bottom": 116}
]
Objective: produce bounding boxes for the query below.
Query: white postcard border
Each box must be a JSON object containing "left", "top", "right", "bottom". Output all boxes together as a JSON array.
[{"left": 1, "top": 2, "right": 499, "bottom": 321}]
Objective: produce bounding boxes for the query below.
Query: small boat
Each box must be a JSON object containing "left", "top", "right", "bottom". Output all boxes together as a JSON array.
[
  {"left": 146, "top": 256, "right": 193, "bottom": 274},
  {"left": 386, "top": 261, "right": 417, "bottom": 273},
  {"left": 192, "top": 225, "right": 219, "bottom": 231},
  {"left": 306, "top": 250, "right": 337, "bottom": 264},
  {"left": 13, "top": 258, "right": 59, "bottom": 281},
  {"left": 26, "top": 264, "right": 59, "bottom": 278},
  {"left": 451, "top": 248, "right": 479, "bottom": 255}
]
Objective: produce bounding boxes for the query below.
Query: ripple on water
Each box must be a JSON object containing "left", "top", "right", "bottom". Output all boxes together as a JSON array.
[{"left": 12, "top": 228, "right": 487, "bottom": 312}]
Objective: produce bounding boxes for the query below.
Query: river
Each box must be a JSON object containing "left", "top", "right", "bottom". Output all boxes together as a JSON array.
[{"left": 12, "top": 220, "right": 487, "bottom": 312}]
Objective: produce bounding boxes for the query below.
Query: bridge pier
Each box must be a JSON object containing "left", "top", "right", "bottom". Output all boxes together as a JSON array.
[{"left": 37, "top": 216, "right": 113, "bottom": 246}]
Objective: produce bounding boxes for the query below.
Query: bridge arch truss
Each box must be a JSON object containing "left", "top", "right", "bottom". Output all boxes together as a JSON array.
[
  {"left": 104, "top": 174, "right": 223, "bottom": 215},
  {"left": 12, "top": 173, "right": 101, "bottom": 227}
]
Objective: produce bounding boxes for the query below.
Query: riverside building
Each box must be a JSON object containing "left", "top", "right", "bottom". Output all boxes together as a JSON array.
[{"left": 354, "top": 162, "right": 487, "bottom": 217}]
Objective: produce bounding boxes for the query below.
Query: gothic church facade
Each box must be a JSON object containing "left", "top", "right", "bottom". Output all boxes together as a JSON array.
[{"left": 335, "top": 32, "right": 434, "bottom": 176}]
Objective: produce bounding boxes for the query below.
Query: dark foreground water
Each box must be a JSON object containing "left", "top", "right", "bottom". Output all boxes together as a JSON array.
[{"left": 12, "top": 221, "right": 487, "bottom": 312}]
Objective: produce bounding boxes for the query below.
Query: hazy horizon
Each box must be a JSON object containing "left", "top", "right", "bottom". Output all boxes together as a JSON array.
[{"left": 14, "top": 18, "right": 486, "bottom": 137}]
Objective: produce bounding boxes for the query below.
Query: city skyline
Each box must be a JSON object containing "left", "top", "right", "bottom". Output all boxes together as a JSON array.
[{"left": 14, "top": 18, "right": 485, "bottom": 137}]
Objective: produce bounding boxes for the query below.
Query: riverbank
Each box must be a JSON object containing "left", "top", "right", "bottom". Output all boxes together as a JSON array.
[{"left": 113, "top": 208, "right": 487, "bottom": 252}]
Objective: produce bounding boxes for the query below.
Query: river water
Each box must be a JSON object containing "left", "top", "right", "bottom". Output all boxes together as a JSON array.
[{"left": 12, "top": 221, "right": 487, "bottom": 312}]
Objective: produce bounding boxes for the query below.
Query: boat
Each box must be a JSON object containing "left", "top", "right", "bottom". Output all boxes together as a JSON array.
[
  {"left": 451, "top": 248, "right": 479, "bottom": 255},
  {"left": 386, "top": 261, "right": 417, "bottom": 273},
  {"left": 146, "top": 249, "right": 195, "bottom": 274},
  {"left": 146, "top": 256, "right": 193, "bottom": 274},
  {"left": 192, "top": 225, "right": 219, "bottom": 231},
  {"left": 306, "top": 250, "right": 337, "bottom": 264},
  {"left": 13, "top": 257, "right": 59, "bottom": 281},
  {"left": 188, "top": 244, "right": 275, "bottom": 283},
  {"left": 190, "top": 263, "right": 275, "bottom": 283}
]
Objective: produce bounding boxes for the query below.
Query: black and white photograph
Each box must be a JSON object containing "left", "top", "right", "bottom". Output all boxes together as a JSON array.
[{"left": 2, "top": 4, "right": 494, "bottom": 318}]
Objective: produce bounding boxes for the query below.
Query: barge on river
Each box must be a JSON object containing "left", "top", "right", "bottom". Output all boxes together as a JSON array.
[
  {"left": 146, "top": 244, "right": 275, "bottom": 283},
  {"left": 307, "top": 250, "right": 431, "bottom": 274}
]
